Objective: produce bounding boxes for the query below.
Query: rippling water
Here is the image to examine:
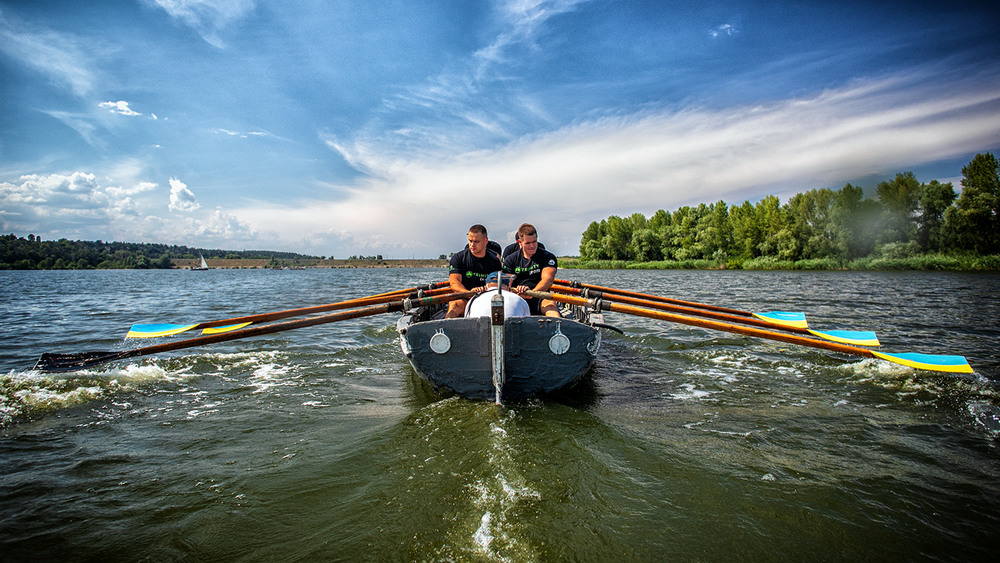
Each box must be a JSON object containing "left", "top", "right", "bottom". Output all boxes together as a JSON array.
[{"left": 2, "top": 268, "right": 999, "bottom": 561}]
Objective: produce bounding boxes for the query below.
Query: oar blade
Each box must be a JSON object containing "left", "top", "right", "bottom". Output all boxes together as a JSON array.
[
  {"left": 808, "top": 329, "right": 880, "bottom": 347},
  {"left": 201, "top": 322, "right": 252, "bottom": 335},
  {"left": 33, "top": 350, "right": 130, "bottom": 372},
  {"left": 126, "top": 323, "right": 199, "bottom": 338},
  {"left": 752, "top": 311, "right": 808, "bottom": 329},
  {"left": 871, "top": 351, "right": 973, "bottom": 374}
]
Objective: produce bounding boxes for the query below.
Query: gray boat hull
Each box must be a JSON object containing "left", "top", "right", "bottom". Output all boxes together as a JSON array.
[{"left": 396, "top": 313, "right": 602, "bottom": 400}]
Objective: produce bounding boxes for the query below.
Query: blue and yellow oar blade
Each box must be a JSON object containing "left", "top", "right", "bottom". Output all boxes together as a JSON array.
[
  {"left": 808, "top": 329, "right": 880, "bottom": 347},
  {"left": 872, "top": 351, "right": 973, "bottom": 374},
  {"left": 753, "top": 311, "right": 808, "bottom": 329},
  {"left": 201, "top": 322, "right": 252, "bottom": 335},
  {"left": 126, "top": 323, "right": 200, "bottom": 338}
]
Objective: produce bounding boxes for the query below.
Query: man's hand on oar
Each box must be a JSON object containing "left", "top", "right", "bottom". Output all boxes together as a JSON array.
[
  {"left": 531, "top": 289, "right": 972, "bottom": 374},
  {"left": 550, "top": 284, "right": 880, "bottom": 347},
  {"left": 34, "top": 290, "right": 470, "bottom": 373},
  {"left": 125, "top": 282, "right": 451, "bottom": 338}
]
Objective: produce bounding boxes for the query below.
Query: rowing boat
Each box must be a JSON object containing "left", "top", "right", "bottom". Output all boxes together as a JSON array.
[{"left": 396, "top": 296, "right": 604, "bottom": 401}]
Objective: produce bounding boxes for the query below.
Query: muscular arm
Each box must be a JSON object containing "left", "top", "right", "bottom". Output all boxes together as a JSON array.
[
  {"left": 449, "top": 272, "right": 467, "bottom": 293},
  {"left": 533, "top": 266, "right": 556, "bottom": 292}
]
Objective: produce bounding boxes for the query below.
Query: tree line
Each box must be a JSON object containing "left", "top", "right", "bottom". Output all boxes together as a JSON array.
[
  {"left": 0, "top": 236, "right": 318, "bottom": 270},
  {"left": 578, "top": 152, "right": 1000, "bottom": 269}
]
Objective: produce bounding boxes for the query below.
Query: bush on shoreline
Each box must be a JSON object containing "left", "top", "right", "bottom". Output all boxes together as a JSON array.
[{"left": 560, "top": 253, "right": 1000, "bottom": 271}]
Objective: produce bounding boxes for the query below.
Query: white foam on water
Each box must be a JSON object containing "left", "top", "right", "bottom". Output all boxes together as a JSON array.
[
  {"left": 249, "top": 363, "right": 294, "bottom": 393},
  {"left": 1, "top": 363, "right": 180, "bottom": 426},
  {"left": 0, "top": 348, "right": 299, "bottom": 425},
  {"left": 461, "top": 415, "right": 541, "bottom": 561},
  {"left": 669, "top": 383, "right": 715, "bottom": 401},
  {"left": 472, "top": 510, "right": 494, "bottom": 551}
]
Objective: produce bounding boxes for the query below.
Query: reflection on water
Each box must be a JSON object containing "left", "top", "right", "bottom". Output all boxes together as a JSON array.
[{"left": 2, "top": 268, "right": 1000, "bottom": 560}]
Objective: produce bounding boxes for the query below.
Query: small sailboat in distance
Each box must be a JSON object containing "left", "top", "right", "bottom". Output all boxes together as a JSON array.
[{"left": 192, "top": 254, "right": 210, "bottom": 270}]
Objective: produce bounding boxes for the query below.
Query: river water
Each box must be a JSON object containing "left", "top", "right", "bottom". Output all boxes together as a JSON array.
[{"left": 2, "top": 268, "right": 999, "bottom": 561}]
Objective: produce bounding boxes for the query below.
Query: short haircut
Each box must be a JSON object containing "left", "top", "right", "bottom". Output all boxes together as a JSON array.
[
  {"left": 517, "top": 223, "right": 536, "bottom": 239},
  {"left": 469, "top": 224, "right": 488, "bottom": 237}
]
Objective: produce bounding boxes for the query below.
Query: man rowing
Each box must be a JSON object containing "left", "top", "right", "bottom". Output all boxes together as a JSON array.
[
  {"left": 503, "top": 223, "right": 560, "bottom": 317},
  {"left": 446, "top": 224, "right": 502, "bottom": 318}
]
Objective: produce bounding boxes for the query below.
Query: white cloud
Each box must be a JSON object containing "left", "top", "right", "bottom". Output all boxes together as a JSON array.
[
  {"left": 168, "top": 177, "right": 200, "bottom": 212},
  {"left": 149, "top": 0, "right": 256, "bottom": 48},
  {"left": 710, "top": 24, "right": 738, "bottom": 38},
  {"left": 0, "top": 172, "right": 151, "bottom": 237},
  {"left": 0, "top": 171, "right": 259, "bottom": 245},
  {"left": 0, "top": 13, "right": 99, "bottom": 97},
  {"left": 99, "top": 100, "right": 142, "bottom": 116},
  {"left": 241, "top": 69, "right": 1000, "bottom": 258}
]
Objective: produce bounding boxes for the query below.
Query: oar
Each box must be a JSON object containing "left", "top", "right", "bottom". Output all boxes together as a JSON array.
[
  {"left": 34, "top": 291, "right": 471, "bottom": 373},
  {"left": 527, "top": 290, "right": 972, "bottom": 374},
  {"left": 553, "top": 279, "right": 876, "bottom": 346},
  {"left": 126, "top": 282, "right": 451, "bottom": 338},
  {"left": 550, "top": 284, "right": 879, "bottom": 347},
  {"left": 554, "top": 278, "right": 752, "bottom": 316}
]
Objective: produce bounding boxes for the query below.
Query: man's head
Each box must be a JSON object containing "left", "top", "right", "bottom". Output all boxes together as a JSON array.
[
  {"left": 517, "top": 223, "right": 538, "bottom": 257},
  {"left": 468, "top": 224, "right": 489, "bottom": 257}
]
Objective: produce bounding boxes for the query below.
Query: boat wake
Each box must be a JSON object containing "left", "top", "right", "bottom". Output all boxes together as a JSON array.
[
  {"left": 469, "top": 416, "right": 541, "bottom": 560},
  {"left": 0, "top": 350, "right": 289, "bottom": 427}
]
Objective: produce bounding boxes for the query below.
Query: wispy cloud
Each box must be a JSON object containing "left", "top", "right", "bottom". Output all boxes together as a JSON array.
[
  {"left": 710, "top": 24, "right": 738, "bottom": 38},
  {"left": 0, "top": 13, "right": 97, "bottom": 96},
  {"left": 349, "top": 0, "right": 586, "bottom": 165},
  {"left": 40, "top": 110, "right": 102, "bottom": 147},
  {"left": 148, "top": 0, "right": 256, "bottom": 48},
  {"left": 213, "top": 128, "right": 273, "bottom": 139},
  {"left": 244, "top": 68, "right": 1000, "bottom": 257}
]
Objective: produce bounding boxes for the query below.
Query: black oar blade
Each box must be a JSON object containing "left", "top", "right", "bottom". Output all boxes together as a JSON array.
[{"left": 33, "top": 350, "right": 131, "bottom": 372}]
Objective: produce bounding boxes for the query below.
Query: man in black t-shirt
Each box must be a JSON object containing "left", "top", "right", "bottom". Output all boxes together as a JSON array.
[
  {"left": 502, "top": 238, "right": 543, "bottom": 260},
  {"left": 447, "top": 224, "right": 502, "bottom": 318},
  {"left": 503, "top": 223, "right": 560, "bottom": 317}
]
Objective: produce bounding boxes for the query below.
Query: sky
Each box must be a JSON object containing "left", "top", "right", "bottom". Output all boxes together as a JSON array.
[{"left": 2, "top": 0, "right": 999, "bottom": 258}]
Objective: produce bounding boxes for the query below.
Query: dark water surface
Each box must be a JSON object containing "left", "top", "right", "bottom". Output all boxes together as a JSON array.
[{"left": 2, "top": 268, "right": 999, "bottom": 561}]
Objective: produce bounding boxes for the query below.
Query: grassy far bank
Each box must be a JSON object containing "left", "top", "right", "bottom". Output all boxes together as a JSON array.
[
  {"left": 173, "top": 257, "right": 448, "bottom": 269},
  {"left": 560, "top": 252, "right": 1000, "bottom": 271}
]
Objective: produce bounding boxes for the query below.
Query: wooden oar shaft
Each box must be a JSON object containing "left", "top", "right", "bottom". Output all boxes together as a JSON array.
[
  {"left": 36, "top": 291, "right": 471, "bottom": 372},
  {"left": 368, "top": 281, "right": 449, "bottom": 299},
  {"left": 553, "top": 279, "right": 750, "bottom": 317},
  {"left": 528, "top": 290, "right": 874, "bottom": 359},
  {"left": 196, "top": 286, "right": 452, "bottom": 329},
  {"left": 551, "top": 284, "right": 813, "bottom": 336}
]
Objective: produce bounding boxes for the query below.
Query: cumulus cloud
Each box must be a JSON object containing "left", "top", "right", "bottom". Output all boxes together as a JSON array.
[
  {"left": 0, "top": 172, "right": 153, "bottom": 237},
  {"left": 167, "top": 177, "right": 200, "bottom": 212},
  {"left": 1, "top": 171, "right": 258, "bottom": 245},
  {"left": 99, "top": 100, "right": 141, "bottom": 116}
]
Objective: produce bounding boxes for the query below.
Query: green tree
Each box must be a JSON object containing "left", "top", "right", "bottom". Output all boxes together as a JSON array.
[
  {"left": 876, "top": 172, "right": 921, "bottom": 244},
  {"left": 602, "top": 216, "right": 632, "bottom": 260},
  {"left": 754, "top": 195, "right": 784, "bottom": 257},
  {"left": 665, "top": 206, "right": 699, "bottom": 260},
  {"left": 729, "top": 201, "right": 760, "bottom": 260},
  {"left": 947, "top": 152, "right": 1000, "bottom": 253},
  {"left": 917, "top": 180, "right": 956, "bottom": 252}
]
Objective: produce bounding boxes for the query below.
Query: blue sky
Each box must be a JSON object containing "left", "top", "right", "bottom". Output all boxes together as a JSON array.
[{"left": 2, "top": 0, "right": 999, "bottom": 258}]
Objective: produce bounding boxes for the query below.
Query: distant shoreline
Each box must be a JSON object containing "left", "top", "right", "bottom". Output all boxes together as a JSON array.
[{"left": 174, "top": 258, "right": 449, "bottom": 269}]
